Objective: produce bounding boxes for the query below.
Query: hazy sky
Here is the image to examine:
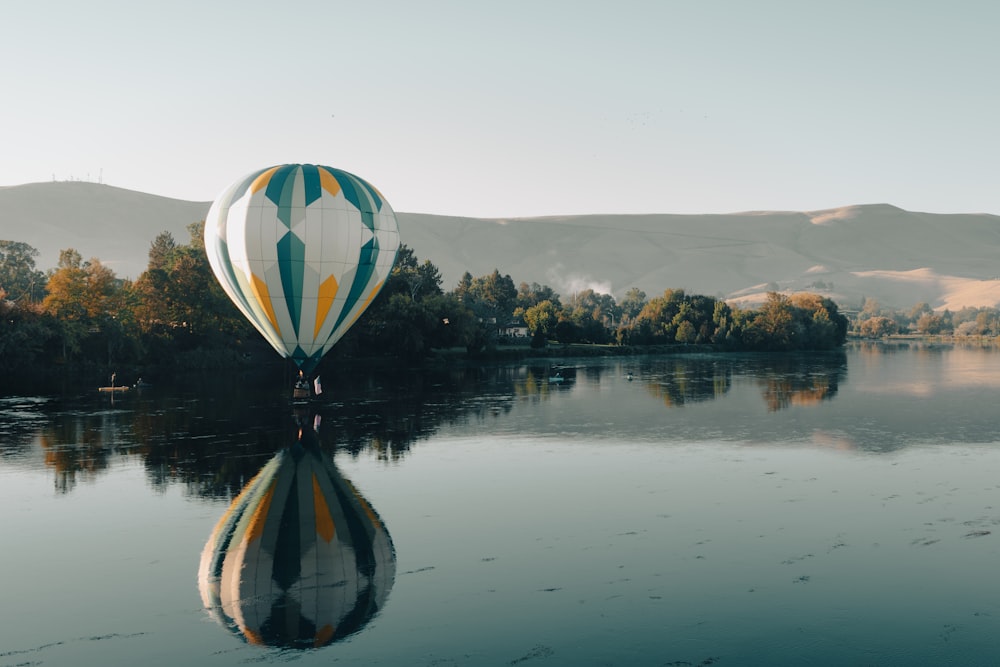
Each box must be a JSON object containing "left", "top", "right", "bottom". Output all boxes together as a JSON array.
[{"left": 3, "top": 1, "right": 997, "bottom": 217}]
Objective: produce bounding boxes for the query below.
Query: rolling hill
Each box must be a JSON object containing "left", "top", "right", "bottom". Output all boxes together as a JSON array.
[{"left": 2, "top": 181, "right": 999, "bottom": 311}]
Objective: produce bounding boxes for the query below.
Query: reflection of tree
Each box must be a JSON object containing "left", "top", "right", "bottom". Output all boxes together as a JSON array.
[
  {"left": 637, "top": 352, "right": 847, "bottom": 411},
  {"left": 31, "top": 364, "right": 537, "bottom": 496},
  {"left": 511, "top": 365, "right": 579, "bottom": 401},
  {"left": 26, "top": 352, "right": 849, "bottom": 497},
  {"left": 323, "top": 364, "right": 524, "bottom": 459},
  {"left": 38, "top": 414, "right": 116, "bottom": 493},
  {"left": 642, "top": 357, "right": 733, "bottom": 407},
  {"left": 0, "top": 397, "right": 50, "bottom": 459},
  {"left": 752, "top": 353, "right": 847, "bottom": 412}
]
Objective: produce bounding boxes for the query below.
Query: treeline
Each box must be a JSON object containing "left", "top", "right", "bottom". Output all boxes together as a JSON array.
[
  {"left": 853, "top": 298, "right": 1000, "bottom": 338},
  {"left": 0, "top": 228, "right": 848, "bottom": 378}
]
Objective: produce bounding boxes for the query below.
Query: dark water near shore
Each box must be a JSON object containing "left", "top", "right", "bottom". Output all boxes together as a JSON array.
[{"left": 2, "top": 342, "right": 1000, "bottom": 665}]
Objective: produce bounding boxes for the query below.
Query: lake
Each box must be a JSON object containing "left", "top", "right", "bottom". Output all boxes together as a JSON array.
[{"left": 2, "top": 341, "right": 1000, "bottom": 666}]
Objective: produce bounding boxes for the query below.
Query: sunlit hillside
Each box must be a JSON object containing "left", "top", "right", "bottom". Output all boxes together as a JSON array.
[{"left": 3, "top": 181, "right": 1000, "bottom": 311}]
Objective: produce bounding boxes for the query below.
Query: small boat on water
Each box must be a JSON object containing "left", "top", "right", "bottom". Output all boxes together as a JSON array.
[
  {"left": 99, "top": 372, "right": 149, "bottom": 393},
  {"left": 548, "top": 365, "right": 577, "bottom": 383}
]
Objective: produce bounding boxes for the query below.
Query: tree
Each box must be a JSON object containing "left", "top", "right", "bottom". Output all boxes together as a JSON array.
[
  {"left": 523, "top": 300, "right": 559, "bottom": 339},
  {"left": 628, "top": 289, "right": 690, "bottom": 344},
  {"left": 915, "top": 312, "right": 949, "bottom": 335},
  {"left": 554, "top": 317, "right": 580, "bottom": 345},
  {"left": 42, "top": 249, "right": 123, "bottom": 360},
  {"left": 131, "top": 221, "right": 250, "bottom": 365},
  {"left": 346, "top": 248, "right": 468, "bottom": 359},
  {"left": 0, "top": 240, "right": 47, "bottom": 304},
  {"left": 975, "top": 310, "right": 1000, "bottom": 336},
  {"left": 675, "top": 320, "right": 697, "bottom": 344},
  {"left": 147, "top": 232, "right": 177, "bottom": 272},
  {"left": 788, "top": 292, "right": 848, "bottom": 349},
  {"left": 753, "top": 292, "right": 795, "bottom": 349},
  {"left": 516, "top": 282, "right": 561, "bottom": 311},
  {"left": 859, "top": 315, "right": 897, "bottom": 338},
  {"left": 0, "top": 290, "right": 56, "bottom": 374},
  {"left": 454, "top": 269, "right": 518, "bottom": 348},
  {"left": 422, "top": 293, "right": 478, "bottom": 350},
  {"left": 382, "top": 245, "right": 444, "bottom": 301},
  {"left": 453, "top": 271, "right": 474, "bottom": 302},
  {"left": 619, "top": 288, "right": 647, "bottom": 323},
  {"left": 711, "top": 300, "right": 734, "bottom": 344}
]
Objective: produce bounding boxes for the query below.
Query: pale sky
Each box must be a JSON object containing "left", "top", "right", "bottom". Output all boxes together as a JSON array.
[{"left": 2, "top": 0, "right": 997, "bottom": 217}]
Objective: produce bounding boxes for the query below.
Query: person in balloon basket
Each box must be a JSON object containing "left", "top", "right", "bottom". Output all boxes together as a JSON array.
[{"left": 294, "top": 370, "right": 311, "bottom": 398}]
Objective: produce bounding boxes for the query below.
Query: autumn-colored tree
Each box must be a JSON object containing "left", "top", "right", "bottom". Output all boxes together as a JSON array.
[
  {"left": 753, "top": 292, "right": 795, "bottom": 349},
  {"left": 915, "top": 312, "right": 951, "bottom": 335},
  {"left": 859, "top": 316, "right": 897, "bottom": 338},
  {"left": 675, "top": 320, "right": 696, "bottom": 344},
  {"left": 42, "top": 249, "right": 123, "bottom": 360},
  {"left": 523, "top": 299, "right": 560, "bottom": 339},
  {"left": 788, "top": 292, "right": 848, "bottom": 349}
]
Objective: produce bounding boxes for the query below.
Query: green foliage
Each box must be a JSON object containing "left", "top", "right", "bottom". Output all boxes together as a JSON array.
[
  {"left": 4, "top": 225, "right": 863, "bottom": 376},
  {"left": 0, "top": 298, "right": 57, "bottom": 373},
  {"left": 0, "top": 240, "right": 47, "bottom": 304},
  {"left": 675, "top": 320, "right": 697, "bottom": 344},
  {"left": 346, "top": 246, "right": 476, "bottom": 359},
  {"left": 737, "top": 292, "right": 848, "bottom": 351},
  {"left": 451, "top": 269, "right": 518, "bottom": 350},
  {"left": 517, "top": 282, "right": 561, "bottom": 311},
  {"left": 523, "top": 300, "right": 559, "bottom": 339},
  {"left": 619, "top": 288, "right": 647, "bottom": 323},
  {"left": 132, "top": 222, "right": 249, "bottom": 351},
  {"left": 619, "top": 290, "right": 847, "bottom": 351}
]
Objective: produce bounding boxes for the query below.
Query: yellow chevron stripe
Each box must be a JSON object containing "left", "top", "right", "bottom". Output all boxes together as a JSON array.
[
  {"left": 314, "top": 274, "right": 339, "bottom": 340},
  {"left": 318, "top": 168, "right": 341, "bottom": 197},
  {"left": 249, "top": 166, "right": 280, "bottom": 194},
  {"left": 312, "top": 474, "right": 335, "bottom": 543},
  {"left": 245, "top": 481, "right": 276, "bottom": 545},
  {"left": 250, "top": 273, "right": 281, "bottom": 336}
]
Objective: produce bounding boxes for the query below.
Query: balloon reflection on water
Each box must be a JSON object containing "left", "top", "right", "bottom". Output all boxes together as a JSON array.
[{"left": 198, "top": 420, "right": 395, "bottom": 649}]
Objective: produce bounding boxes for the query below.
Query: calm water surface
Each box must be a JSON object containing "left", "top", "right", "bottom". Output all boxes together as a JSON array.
[{"left": 3, "top": 342, "right": 1000, "bottom": 666}]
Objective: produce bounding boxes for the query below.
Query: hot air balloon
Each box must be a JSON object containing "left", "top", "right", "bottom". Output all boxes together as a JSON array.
[
  {"left": 198, "top": 426, "right": 396, "bottom": 648},
  {"left": 204, "top": 164, "right": 400, "bottom": 376}
]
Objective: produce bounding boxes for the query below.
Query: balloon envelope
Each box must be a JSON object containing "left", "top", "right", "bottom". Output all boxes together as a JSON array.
[{"left": 205, "top": 164, "right": 400, "bottom": 372}]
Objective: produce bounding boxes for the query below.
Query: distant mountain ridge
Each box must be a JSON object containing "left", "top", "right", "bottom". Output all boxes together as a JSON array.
[{"left": 2, "top": 181, "right": 999, "bottom": 311}]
